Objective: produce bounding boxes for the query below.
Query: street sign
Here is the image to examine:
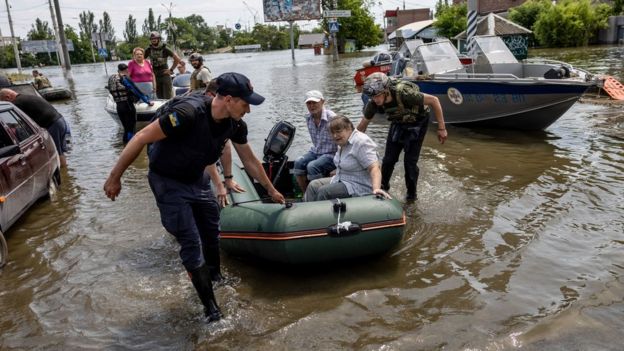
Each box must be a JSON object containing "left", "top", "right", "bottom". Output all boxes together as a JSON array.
[
  {"left": 329, "top": 22, "right": 339, "bottom": 33},
  {"left": 98, "top": 48, "right": 108, "bottom": 57},
  {"left": 21, "top": 40, "right": 74, "bottom": 53},
  {"left": 235, "top": 23, "right": 241, "bottom": 30},
  {"left": 324, "top": 10, "right": 351, "bottom": 17}
]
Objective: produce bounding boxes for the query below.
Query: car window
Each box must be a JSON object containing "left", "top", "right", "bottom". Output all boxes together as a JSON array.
[
  {"left": 0, "top": 110, "right": 35, "bottom": 143},
  {"left": 0, "top": 124, "right": 15, "bottom": 148}
]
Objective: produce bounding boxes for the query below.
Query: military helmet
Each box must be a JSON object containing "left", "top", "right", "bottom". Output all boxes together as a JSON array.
[
  {"left": 362, "top": 72, "right": 390, "bottom": 97},
  {"left": 150, "top": 31, "right": 161, "bottom": 39},
  {"left": 189, "top": 52, "right": 203, "bottom": 64}
]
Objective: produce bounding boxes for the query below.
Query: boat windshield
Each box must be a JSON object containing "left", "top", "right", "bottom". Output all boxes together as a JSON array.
[
  {"left": 473, "top": 36, "right": 518, "bottom": 64},
  {"left": 414, "top": 40, "right": 464, "bottom": 75}
]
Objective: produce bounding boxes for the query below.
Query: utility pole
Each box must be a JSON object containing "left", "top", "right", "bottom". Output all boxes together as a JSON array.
[
  {"left": 331, "top": 0, "right": 338, "bottom": 62},
  {"left": 53, "top": 0, "right": 71, "bottom": 71},
  {"left": 48, "top": 0, "right": 65, "bottom": 68},
  {"left": 161, "top": 2, "right": 177, "bottom": 53},
  {"left": 4, "top": 0, "right": 22, "bottom": 74}
]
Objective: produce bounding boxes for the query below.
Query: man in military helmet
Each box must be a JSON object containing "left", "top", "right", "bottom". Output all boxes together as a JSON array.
[
  {"left": 357, "top": 72, "right": 448, "bottom": 201},
  {"left": 144, "top": 31, "right": 181, "bottom": 99},
  {"left": 188, "top": 53, "right": 212, "bottom": 93}
]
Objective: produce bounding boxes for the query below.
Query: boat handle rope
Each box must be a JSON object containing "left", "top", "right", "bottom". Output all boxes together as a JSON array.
[
  {"left": 333, "top": 199, "right": 353, "bottom": 233},
  {"left": 232, "top": 197, "right": 293, "bottom": 208}
]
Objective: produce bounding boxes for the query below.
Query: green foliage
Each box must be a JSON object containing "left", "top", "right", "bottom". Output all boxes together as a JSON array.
[
  {"left": 27, "top": 18, "right": 53, "bottom": 40},
  {"left": 324, "top": 0, "right": 382, "bottom": 50},
  {"left": 64, "top": 25, "right": 94, "bottom": 64},
  {"left": 533, "top": 0, "right": 611, "bottom": 47},
  {"left": 116, "top": 37, "right": 150, "bottom": 60},
  {"left": 78, "top": 11, "right": 97, "bottom": 42},
  {"left": 433, "top": 2, "right": 467, "bottom": 39},
  {"left": 124, "top": 15, "right": 138, "bottom": 44},
  {"left": 508, "top": 0, "right": 552, "bottom": 31},
  {"left": 251, "top": 24, "right": 293, "bottom": 50},
  {"left": 142, "top": 8, "right": 162, "bottom": 36},
  {"left": 614, "top": 0, "right": 624, "bottom": 15}
]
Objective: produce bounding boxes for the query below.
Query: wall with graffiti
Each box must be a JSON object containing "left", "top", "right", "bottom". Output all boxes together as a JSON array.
[{"left": 502, "top": 35, "right": 529, "bottom": 60}]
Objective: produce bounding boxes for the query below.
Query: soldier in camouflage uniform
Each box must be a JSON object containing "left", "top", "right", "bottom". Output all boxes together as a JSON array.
[
  {"left": 358, "top": 72, "right": 448, "bottom": 201},
  {"left": 145, "top": 31, "right": 181, "bottom": 99}
]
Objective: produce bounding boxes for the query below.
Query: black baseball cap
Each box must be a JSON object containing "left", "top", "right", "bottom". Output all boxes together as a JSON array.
[
  {"left": 216, "top": 72, "right": 265, "bottom": 105},
  {"left": 118, "top": 63, "right": 128, "bottom": 71}
]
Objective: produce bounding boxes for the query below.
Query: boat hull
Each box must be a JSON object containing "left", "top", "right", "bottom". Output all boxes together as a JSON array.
[
  {"left": 39, "top": 87, "right": 72, "bottom": 101},
  {"left": 105, "top": 94, "right": 167, "bottom": 129},
  {"left": 219, "top": 164, "right": 406, "bottom": 264},
  {"left": 413, "top": 79, "right": 592, "bottom": 130},
  {"left": 354, "top": 64, "right": 392, "bottom": 86}
]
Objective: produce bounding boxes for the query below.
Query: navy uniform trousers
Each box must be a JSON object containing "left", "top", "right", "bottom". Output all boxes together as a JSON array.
[
  {"left": 147, "top": 171, "right": 219, "bottom": 270},
  {"left": 381, "top": 115, "right": 430, "bottom": 198}
]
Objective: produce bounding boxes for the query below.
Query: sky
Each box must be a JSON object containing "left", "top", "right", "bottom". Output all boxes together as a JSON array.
[{"left": 0, "top": 0, "right": 439, "bottom": 40}]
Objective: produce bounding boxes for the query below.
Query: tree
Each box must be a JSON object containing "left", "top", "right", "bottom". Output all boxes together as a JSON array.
[
  {"left": 533, "top": 0, "right": 610, "bottom": 47},
  {"left": 99, "top": 12, "right": 116, "bottom": 59},
  {"left": 27, "top": 18, "right": 53, "bottom": 40},
  {"left": 251, "top": 24, "right": 291, "bottom": 50},
  {"left": 614, "top": 0, "right": 624, "bottom": 15},
  {"left": 325, "top": 0, "right": 382, "bottom": 51},
  {"left": 508, "top": 0, "right": 552, "bottom": 31},
  {"left": 78, "top": 11, "right": 97, "bottom": 42},
  {"left": 433, "top": 2, "right": 467, "bottom": 39},
  {"left": 142, "top": 8, "right": 162, "bottom": 36},
  {"left": 124, "top": 15, "right": 138, "bottom": 43},
  {"left": 65, "top": 25, "right": 93, "bottom": 64}
]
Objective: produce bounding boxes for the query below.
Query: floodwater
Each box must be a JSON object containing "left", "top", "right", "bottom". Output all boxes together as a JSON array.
[{"left": 1, "top": 45, "right": 623, "bottom": 350}]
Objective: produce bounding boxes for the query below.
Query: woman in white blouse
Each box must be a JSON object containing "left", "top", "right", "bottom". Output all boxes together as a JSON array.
[{"left": 304, "top": 115, "right": 391, "bottom": 201}]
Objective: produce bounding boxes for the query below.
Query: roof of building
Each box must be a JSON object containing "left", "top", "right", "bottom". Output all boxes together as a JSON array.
[
  {"left": 298, "top": 33, "right": 325, "bottom": 46},
  {"left": 388, "top": 20, "right": 434, "bottom": 40},
  {"left": 453, "top": 12, "right": 532, "bottom": 39}
]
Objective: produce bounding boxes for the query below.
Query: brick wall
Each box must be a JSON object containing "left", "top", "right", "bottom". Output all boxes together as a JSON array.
[
  {"left": 386, "top": 8, "right": 431, "bottom": 36},
  {"left": 453, "top": 0, "right": 528, "bottom": 14}
]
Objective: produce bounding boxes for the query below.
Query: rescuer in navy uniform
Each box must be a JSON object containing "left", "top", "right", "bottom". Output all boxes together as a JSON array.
[{"left": 103, "top": 72, "right": 285, "bottom": 323}]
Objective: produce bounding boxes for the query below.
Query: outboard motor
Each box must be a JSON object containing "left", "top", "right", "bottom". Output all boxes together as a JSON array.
[{"left": 263, "top": 121, "right": 296, "bottom": 185}]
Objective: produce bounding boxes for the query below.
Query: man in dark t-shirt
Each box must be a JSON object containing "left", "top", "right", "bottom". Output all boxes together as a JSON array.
[
  {"left": 0, "top": 88, "right": 69, "bottom": 167},
  {"left": 144, "top": 31, "right": 181, "bottom": 99},
  {"left": 103, "top": 72, "right": 285, "bottom": 323}
]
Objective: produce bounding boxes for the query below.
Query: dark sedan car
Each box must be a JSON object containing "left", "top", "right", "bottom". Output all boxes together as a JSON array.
[{"left": 0, "top": 101, "right": 61, "bottom": 267}]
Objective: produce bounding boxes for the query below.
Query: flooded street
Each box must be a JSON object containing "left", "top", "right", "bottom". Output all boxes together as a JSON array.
[{"left": 1, "top": 46, "right": 623, "bottom": 350}]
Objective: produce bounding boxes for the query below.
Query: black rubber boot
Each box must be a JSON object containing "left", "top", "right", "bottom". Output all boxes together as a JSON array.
[
  {"left": 189, "top": 264, "right": 223, "bottom": 322},
  {"left": 381, "top": 163, "right": 394, "bottom": 191},
  {"left": 203, "top": 243, "right": 224, "bottom": 283},
  {"left": 405, "top": 181, "right": 417, "bottom": 201}
]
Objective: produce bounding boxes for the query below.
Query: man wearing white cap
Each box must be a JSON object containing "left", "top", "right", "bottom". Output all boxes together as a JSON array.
[{"left": 293, "top": 90, "right": 337, "bottom": 193}]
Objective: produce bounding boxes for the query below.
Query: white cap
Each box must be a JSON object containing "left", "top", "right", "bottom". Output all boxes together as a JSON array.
[{"left": 304, "top": 90, "right": 324, "bottom": 103}]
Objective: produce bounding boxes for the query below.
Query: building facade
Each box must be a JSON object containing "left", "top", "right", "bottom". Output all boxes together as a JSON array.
[
  {"left": 384, "top": 8, "right": 432, "bottom": 40},
  {"left": 452, "top": 0, "right": 529, "bottom": 14}
]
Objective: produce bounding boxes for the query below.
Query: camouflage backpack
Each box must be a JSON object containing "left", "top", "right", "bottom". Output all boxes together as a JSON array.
[{"left": 386, "top": 78, "right": 428, "bottom": 123}]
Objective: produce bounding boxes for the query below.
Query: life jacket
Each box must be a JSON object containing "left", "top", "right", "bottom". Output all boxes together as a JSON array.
[
  {"left": 148, "top": 94, "right": 240, "bottom": 183},
  {"left": 107, "top": 74, "right": 131, "bottom": 102},
  {"left": 385, "top": 78, "right": 429, "bottom": 123},
  {"left": 35, "top": 75, "right": 51, "bottom": 89},
  {"left": 190, "top": 67, "right": 209, "bottom": 91},
  {"left": 146, "top": 44, "right": 169, "bottom": 72}
]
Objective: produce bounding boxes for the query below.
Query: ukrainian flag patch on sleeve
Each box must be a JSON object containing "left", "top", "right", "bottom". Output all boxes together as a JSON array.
[{"left": 168, "top": 111, "right": 180, "bottom": 127}]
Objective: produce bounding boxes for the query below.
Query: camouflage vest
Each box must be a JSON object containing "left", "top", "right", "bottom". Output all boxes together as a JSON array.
[
  {"left": 146, "top": 44, "right": 169, "bottom": 71},
  {"left": 385, "top": 78, "right": 428, "bottom": 123},
  {"left": 107, "top": 74, "right": 131, "bottom": 102},
  {"left": 190, "top": 68, "right": 208, "bottom": 91}
]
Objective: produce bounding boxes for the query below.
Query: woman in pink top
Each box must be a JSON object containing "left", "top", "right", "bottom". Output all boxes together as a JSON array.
[{"left": 128, "top": 47, "right": 156, "bottom": 98}]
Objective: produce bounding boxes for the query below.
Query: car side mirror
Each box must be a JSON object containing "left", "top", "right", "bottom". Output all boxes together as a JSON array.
[{"left": 0, "top": 144, "right": 20, "bottom": 158}]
